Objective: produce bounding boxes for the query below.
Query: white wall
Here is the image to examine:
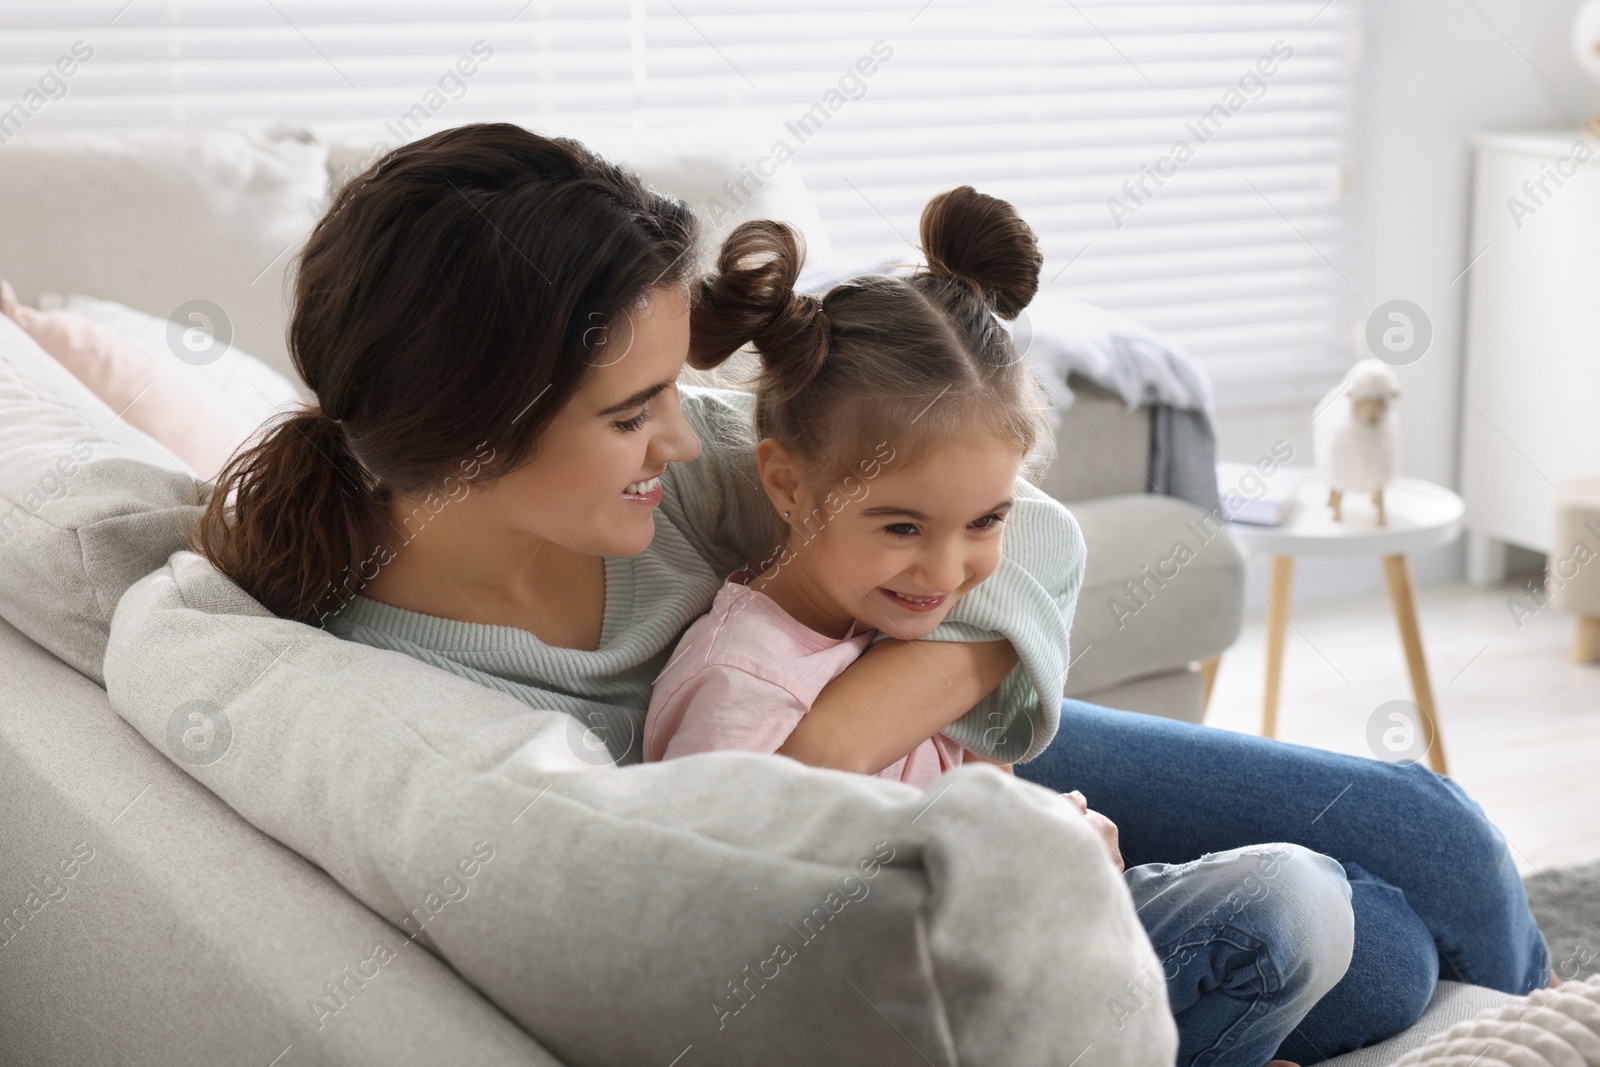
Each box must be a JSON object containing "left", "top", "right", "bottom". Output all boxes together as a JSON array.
[{"left": 1218, "top": 0, "right": 1600, "bottom": 605}]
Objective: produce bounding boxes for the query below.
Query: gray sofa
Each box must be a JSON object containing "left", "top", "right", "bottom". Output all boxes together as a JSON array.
[{"left": 0, "top": 124, "right": 1522, "bottom": 1064}]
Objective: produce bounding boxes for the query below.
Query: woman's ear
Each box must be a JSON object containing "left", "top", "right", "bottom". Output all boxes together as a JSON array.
[{"left": 755, "top": 438, "right": 803, "bottom": 522}]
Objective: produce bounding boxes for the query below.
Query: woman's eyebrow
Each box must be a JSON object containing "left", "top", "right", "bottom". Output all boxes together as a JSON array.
[
  {"left": 860, "top": 499, "right": 1014, "bottom": 521},
  {"left": 596, "top": 380, "right": 672, "bottom": 417}
]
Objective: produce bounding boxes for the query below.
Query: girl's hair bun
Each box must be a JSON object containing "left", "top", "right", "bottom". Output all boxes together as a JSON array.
[
  {"left": 918, "top": 185, "right": 1042, "bottom": 320},
  {"left": 690, "top": 219, "right": 828, "bottom": 402}
]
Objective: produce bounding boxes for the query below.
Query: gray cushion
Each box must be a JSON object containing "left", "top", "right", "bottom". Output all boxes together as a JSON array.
[
  {"left": 0, "top": 124, "right": 327, "bottom": 384},
  {"left": 1075, "top": 666, "right": 1208, "bottom": 724},
  {"left": 1065, "top": 493, "right": 1244, "bottom": 696},
  {"left": 1035, "top": 379, "right": 1152, "bottom": 504},
  {"left": 104, "top": 550, "right": 1176, "bottom": 1066}
]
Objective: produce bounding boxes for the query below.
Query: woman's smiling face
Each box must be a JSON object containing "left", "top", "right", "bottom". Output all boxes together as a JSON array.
[{"left": 478, "top": 285, "right": 701, "bottom": 558}]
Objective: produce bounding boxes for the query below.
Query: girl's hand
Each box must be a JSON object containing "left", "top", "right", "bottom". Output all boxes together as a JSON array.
[
  {"left": 1063, "top": 791, "right": 1124, "bottom": 873},
  {"left": 968, "top": 751, "right": 1014, "bottom": 775}
]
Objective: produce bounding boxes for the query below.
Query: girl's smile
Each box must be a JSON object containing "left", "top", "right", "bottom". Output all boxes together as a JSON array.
[{"left": 878, "top": 588, "right": 949, "bottom": 613}]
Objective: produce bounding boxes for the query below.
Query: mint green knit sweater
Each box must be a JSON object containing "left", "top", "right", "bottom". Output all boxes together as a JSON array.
[{"left": 324, "top": 386, "right": 1084, "bottom": 765}]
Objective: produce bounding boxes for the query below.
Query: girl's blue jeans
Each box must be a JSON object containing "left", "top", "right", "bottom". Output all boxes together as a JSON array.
[{"left": 1017, "top": 699, "right": 1551, "bottom": 1065}]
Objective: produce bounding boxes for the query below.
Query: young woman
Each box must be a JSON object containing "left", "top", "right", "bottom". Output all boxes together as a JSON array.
[{"left": 191, "top": 123, "right": 1550, "bottom": 1064}]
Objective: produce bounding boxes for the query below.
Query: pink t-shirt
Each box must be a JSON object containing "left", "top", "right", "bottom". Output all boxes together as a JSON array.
[{"left": 644, "top": 579, "right": 968, "bottom": 788}]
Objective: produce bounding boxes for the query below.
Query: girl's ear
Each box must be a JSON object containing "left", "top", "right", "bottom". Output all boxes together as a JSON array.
[{"left": 755, "top": 438, "right": 804, "bottom": 522}]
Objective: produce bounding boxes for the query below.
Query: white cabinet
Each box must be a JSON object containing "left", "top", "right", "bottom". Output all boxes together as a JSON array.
[{"left": 1460, "top": 130, "right": 1600, "bottom": 581}]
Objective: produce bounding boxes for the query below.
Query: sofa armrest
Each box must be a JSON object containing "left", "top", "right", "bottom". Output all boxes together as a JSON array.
[
  {"left": 0, "top": 617, "right": 557, "bottom": 1067},
  {"left": 1063, "top": 494, "right": 1244, "bottom": 698}
]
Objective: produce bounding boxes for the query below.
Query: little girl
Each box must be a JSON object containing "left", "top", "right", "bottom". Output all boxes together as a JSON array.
[
  {"left": 641, "top": 186, "right": 1052, "bottom": 785},
  {"left": 644, "top": 187, "right": 1372, "bottom": 1067}
]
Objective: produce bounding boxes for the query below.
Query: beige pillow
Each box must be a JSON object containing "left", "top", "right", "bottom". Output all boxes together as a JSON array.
[{"left": 105, "top": 548, "right": 1178, "bottom": 1067}]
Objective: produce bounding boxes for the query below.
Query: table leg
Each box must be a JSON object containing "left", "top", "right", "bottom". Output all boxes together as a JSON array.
[
  {"left": 1380, "top": 554, "right": 1449, "bottom": 775},
  {"left": 1262, "top": 556, "right": 1294, "bottom": 739},
  {"left": 1573, "top": 615, "right": 1600, "bottom": 665},
  {"left": 1198, "top": 655, "right": 1220, "bottom": 718}
]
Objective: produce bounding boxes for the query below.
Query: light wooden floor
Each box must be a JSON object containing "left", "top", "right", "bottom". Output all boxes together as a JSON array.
[{"left": 1203, "top": 577, "right": 1600, "bottom": 877}]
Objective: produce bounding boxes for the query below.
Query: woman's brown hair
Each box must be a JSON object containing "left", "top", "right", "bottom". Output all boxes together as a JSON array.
[
  {"left": 689, "top": 184, "right": 1052, "bottom": 494},
  {"left": 189, "top": 123, "right": 699, "bottom": 625}
]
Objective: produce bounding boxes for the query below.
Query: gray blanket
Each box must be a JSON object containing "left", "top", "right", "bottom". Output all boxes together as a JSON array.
[{"left": 1022, "top": 296, "right": 1222, "bottom": 517}]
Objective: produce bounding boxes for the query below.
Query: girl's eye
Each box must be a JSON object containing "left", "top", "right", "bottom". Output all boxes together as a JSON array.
[
  {"left": 883, "top": 523, "right": 919, "bottom": 538},
  {"left": 613, "top": 409, "right": 651, "bottom": 433},
  {"left": 970, "top": 514, "right": 1007, "bottom": 531}
]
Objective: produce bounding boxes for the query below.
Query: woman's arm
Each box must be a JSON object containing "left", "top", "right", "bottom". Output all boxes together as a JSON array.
[
  {"left": 929, "top": 479, "right": 1084, "bottom": 763},
  {"left": 657, "top": 386, "right": 772, "bottom": 578},
  {"left": 776, "top": 637, "right": 1017, "bottom": 775}
]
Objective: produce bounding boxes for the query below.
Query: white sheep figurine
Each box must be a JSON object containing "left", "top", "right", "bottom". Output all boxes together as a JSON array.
[{"left": 1312, "top": 359, "right": 1402, "bottom": 525}]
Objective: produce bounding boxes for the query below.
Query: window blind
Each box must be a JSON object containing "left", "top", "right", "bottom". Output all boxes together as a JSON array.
[{"left": 0, "top": 0, "right": 1359, "bottom": 410}]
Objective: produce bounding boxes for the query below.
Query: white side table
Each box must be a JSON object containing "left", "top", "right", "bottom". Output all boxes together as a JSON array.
[{"left": 1226, "top": 474, "right": 1464, "bottom": 774}]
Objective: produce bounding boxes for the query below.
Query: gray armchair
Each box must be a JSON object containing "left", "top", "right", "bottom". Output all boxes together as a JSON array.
[{"left": 1038, "top": 378, "right": 1245, "bottom": 723}]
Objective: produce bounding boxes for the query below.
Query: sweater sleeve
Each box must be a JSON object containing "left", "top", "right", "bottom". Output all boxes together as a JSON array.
[
  {"left": 924, "top": 480, "right": 1084, "bottom": 764},
  {"left": 653, "top": 665, "right": 812, "bottom": 761},
  {"left": 669, "top": 383, "right": 1085, "bottom": 765}
]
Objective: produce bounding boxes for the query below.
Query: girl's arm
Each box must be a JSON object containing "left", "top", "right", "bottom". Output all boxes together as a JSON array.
[
  {"left": 668, "top": 385, "right": 1086, "bottom": 768},
  {"left": 775, "top": 637, "right": 1017, "bottom": 774}
]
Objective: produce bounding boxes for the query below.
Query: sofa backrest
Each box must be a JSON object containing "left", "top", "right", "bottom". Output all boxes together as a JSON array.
[
  {"left": 0, "top": 120, "right": 842, "bottom": 395},
  {"left": 0, "top": 124, "right": 327, "bottom": 386}
]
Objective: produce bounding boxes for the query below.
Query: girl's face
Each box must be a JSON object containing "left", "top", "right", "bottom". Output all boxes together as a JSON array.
[
  {"left": 758, "top": 435, "right": 1026, "bottom": 641},
  {"left": 480, "top": 286, "right": 700, "bottom": 558}
]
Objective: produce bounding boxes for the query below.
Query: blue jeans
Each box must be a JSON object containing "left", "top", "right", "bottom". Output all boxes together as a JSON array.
[
  {"left": 1125, "top": 844, "right": 1355, "bottom": 1066},
  {"left": 1018, "top": 699, "right": 1550, "bottom": 1063}
]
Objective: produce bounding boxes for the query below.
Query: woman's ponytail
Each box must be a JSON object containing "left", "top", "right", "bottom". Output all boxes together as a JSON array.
[
  {"left": 188, "top": 406, "right": 379, "bottom": 625},
  {"left": 690, "top": 219, "right": 829, "bottom": 404}
]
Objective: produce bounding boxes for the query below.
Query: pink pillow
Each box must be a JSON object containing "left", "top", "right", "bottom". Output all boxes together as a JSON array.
[{"left": 0, "top": 280, "right": 254, "bottom": 480}]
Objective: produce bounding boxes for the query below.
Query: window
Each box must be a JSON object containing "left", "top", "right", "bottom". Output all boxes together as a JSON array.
[{"left": 2, "top": 0, "right": 1358, "bottom": 409}]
